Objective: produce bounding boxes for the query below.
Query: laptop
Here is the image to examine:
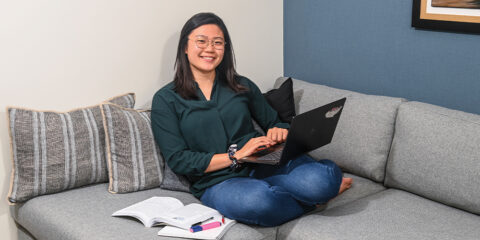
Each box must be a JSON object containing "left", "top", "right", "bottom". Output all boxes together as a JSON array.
[{"left": 240, "top": 97, "right": 346, "bottom": 165}]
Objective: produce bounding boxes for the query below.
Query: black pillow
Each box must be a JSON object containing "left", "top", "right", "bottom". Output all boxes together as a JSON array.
[{"left": 263, "top": 77, "right": 296, "bottom": 123}]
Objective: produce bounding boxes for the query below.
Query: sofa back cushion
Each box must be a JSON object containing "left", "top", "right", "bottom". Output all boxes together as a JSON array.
[
  {"left": 385, "top": 101, "right": 480, "bottom": 214},
  {"left": 275, "top": 77, "right": 404, "bottom": 182}
]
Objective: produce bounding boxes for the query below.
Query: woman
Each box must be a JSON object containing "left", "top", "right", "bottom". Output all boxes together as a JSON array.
[{"left": 151, "top": 12, "right": 352, "bottom": 227}]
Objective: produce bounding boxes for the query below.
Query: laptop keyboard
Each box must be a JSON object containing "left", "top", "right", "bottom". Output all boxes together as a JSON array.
[
  {"left": 252, "top": 143, "right": 285, "bottom": 162},
  {"left": 257, "top": 149, "right": 283, "bottom": 161}
]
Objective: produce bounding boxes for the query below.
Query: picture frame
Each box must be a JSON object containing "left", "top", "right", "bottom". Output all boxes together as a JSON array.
[{"left": 412, "top": 0, "right": 480, "bottom": 34}]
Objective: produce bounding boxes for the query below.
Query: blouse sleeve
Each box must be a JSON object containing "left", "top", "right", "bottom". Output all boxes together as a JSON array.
[
  {"left": 151, "top": 93, "right": 214, "bottom": 176},
  {"left": 245, "top": 78, "right": 290, "bottom": 131}
]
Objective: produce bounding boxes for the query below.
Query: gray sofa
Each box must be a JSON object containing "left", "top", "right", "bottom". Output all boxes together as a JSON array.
[{"left": 10, "top": 77, "right": 480, "bottom": 240}]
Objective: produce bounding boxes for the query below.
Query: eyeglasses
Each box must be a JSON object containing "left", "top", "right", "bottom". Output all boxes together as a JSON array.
[{"left": 189, "top": 36, "right": 226, "bottom": 50}]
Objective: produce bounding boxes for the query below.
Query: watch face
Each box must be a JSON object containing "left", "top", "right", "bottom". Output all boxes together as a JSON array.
[{"left": 228, "top": 144, "right": 237, "bottom": 156}]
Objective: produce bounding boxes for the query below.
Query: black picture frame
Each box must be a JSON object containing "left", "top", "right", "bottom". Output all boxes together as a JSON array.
[{"left": 412, "top": 0, "right": 480, "bottom": 34}]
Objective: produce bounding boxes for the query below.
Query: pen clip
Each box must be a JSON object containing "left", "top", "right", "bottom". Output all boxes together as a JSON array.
[{"left": 191, "top": 216, "right": 214, "bottom": 227}]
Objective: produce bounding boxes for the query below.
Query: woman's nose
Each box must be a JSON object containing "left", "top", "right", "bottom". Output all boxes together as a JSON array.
[{"left": 204, "top": 41, "right": 216, "bottom": 51}]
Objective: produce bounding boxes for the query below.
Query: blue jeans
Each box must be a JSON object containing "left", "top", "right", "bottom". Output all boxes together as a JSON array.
[{"left": 200, "top": 155, "right": 343, "bottom": 226}]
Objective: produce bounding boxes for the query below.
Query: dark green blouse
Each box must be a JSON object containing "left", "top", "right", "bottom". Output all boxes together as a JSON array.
[{"left": 151, "top": 75, "right": 289, "bottom": 198}]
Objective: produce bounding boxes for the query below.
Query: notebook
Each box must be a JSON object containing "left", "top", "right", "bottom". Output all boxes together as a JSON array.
[
  {"left": 157, "top": 215, "right": 236, "bottom": 240},
  {"left": 240, "top": 97, "right": 346, "bottom": 165}
]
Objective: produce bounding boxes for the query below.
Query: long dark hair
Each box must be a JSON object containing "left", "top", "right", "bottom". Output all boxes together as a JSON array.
[{"left": 173, "top": 12, "right": 247, "bottom": 100}]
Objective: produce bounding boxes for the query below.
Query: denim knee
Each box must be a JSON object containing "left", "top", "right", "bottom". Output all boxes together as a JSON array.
[
  {"left": 318, "top": 159, "right": 343, "bottom": 201},
  {"left": 207, "top": 180, "right": 305, "bottom": 227},
  {"left": 237, "top": 184, "right": 305, "bottom": 226},
  {"left": 295, "top": 159, "right": 343, "bottom": 204}
]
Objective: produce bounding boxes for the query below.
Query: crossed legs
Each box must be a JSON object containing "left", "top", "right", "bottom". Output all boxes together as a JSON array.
[{"left": 200, "top": 155, "right": 351, "bottom": 226}]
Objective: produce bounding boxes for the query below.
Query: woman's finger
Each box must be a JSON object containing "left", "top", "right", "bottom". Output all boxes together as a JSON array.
[
  {"left": 267, "top": 128, "right": 277, "bottom": 142},
  {"left": 281, "top": 129, "right": 288, "bottom": 142},
  {"left": 266, "top": 129, "right": 273, "bottom": 141}
]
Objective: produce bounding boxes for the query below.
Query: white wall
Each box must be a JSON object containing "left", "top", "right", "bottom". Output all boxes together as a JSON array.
[{"left": 0, "top": 1, "right": 283, "bottom": 239}]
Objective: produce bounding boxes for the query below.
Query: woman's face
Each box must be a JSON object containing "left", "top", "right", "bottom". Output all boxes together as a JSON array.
[{"left": 185, "top": 24, "right": 225, "bottom": 77}]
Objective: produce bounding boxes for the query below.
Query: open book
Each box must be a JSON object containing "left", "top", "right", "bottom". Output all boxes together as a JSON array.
[
  {"left": 112, "top": 197, "right": 219, "bottom": 230},
  {"left": 158, "top": 215, "right": 236, "bottom": 240}
]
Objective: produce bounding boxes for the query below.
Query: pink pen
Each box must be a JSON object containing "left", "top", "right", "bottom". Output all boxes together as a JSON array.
[{"left": 190, "top": 221, "right": 222, "bottom": 233}]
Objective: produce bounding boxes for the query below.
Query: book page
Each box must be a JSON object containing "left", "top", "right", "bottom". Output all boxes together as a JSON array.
[
  {"left": 112, "top": 197, "right": 184, "bottom": 227},
  {"left": 160, "top": 203, "right": 220, "bottom": 229}
]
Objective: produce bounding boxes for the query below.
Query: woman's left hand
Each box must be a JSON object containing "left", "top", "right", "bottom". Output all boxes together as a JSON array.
[{"left": 266, "top": 127, "right": 288, "bottom": 144}]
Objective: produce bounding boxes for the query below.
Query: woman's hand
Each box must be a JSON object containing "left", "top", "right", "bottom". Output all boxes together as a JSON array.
[
  {"left": 266, "top": 127, "right": 288, "bottom": 144},
  {"left": 234, "top": 136, "right": 275, "bottom": 160}
]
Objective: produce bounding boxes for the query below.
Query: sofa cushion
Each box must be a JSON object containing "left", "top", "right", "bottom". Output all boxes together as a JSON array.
[
  {"left": 276, "top": 77, "right": 404, "bottom": 182},
  {"left": 7, "top": 93, "right": 135, "bottom": 204},
  {"left": 385, "top": 101, "right": 480, "bottom": 215},
  {"left": 263, "top": 77, "right": 296, "bottom": 123},
  {"left": 278, "top": 189, "right": 480, "bottom": 240},
  {"left": 11, "top": 184, "right": 275, "bottom": 240},
  {"left": 160, "top": 163, "right": 191, "bottom": 193},
  {"left": 320, "top": 173, "right": 386, "bottom": 211},
  {"left": 281, "top": 172, "right": 385, "bottom": 219},
  {"left": 101, "top": 104, "right": 164, "bottom": 193},
  {"left": 106, "top": 94, "right": 136, "bottom": 109}
]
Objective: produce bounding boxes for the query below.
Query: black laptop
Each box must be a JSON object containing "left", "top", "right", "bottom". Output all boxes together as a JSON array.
[{"left": 240, "top": 97, "right": 346, "bottom": 165}]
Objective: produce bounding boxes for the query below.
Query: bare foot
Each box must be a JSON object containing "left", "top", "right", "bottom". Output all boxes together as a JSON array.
[{"left": 338, "top": 177, "right": 353, "bottom": 195}]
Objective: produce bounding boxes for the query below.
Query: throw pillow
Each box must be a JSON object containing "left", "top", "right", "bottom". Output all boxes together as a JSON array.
[
  {"left": 7, "top": 93, "right": 135, "bottom": 204},
  {"left": 263, "top": 77, "right": 296, "bottom": 123},
  {"left": 160, "top": 163, "right": 191, "bottom": 193},
  {"left": 101, "top": 104, "right": 164, "bottom": 193}
]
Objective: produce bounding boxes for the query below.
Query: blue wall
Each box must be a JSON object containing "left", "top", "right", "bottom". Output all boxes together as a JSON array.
[{"left": 284, "top": 0, "right": 480, "bottom": 114}]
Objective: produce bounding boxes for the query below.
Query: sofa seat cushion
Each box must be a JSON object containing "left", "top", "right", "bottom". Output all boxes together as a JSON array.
[
  {"left": 280, "top": 173, "right": 385, "bottom": 222},
  {"left": 322, "top": 173, "right": 386, "bottom": 210},
  {"left": 278, "top": 189, "right": 480, "bottom": 240},
  {"left": 275, "top": 77, "right": 404, "bottom": 183},
  {"left": 11, "top": 183, "right": 276, "bottom": 240}
]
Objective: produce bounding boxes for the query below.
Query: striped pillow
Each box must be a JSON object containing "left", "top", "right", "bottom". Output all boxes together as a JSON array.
[
  {"left": 101, "top": 104, "right": 164, "bottom": 193},
  {"left": 7, "top": 93, "right": 135, "bottom": 204}
]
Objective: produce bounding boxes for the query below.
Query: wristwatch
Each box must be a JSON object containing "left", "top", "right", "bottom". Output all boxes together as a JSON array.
[{"left": 228, "top": 144, "right": 240, "bottom": 170}]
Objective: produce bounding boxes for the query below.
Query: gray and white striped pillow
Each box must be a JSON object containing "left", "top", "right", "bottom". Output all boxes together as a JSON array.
[
  {"left": 7, "top": 93, "right": 135, "bottom": 204},
  {"left": 101, "top": 104, "right": 164, "bottom": 193}
]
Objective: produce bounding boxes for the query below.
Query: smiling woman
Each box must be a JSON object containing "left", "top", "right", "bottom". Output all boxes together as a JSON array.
[
  {"left": 150, "top": 12, "right": 352, "bottom": 227},
  {"left": 432, "top": 0, "right": 480, "bottom": 9},
  {"left": 185, "top": 24, "right": 225, "bottom": 100}
]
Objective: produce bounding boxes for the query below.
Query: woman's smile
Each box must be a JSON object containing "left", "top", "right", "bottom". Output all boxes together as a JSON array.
[{"left": 185, "top": 24, "right": 225, "bottom": 75}]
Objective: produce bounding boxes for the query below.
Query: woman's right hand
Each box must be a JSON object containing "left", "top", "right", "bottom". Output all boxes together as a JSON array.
[{"left": 234, "top": 136, "right": 275, "bottom": 161}]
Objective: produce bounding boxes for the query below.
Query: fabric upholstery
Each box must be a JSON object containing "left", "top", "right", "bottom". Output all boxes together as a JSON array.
[
  {"left": 282, "top": 172, "right": 386, "bottom": 220},
  {"left": 7, "top": 93, "right": 135, "bottom": 204},
  {"left": 101, "top": 104, "right": 164, "bottom": 193},
  {"left": 11, "top": 183, "right": 275, "bottom": 240},
  {"left": 16, "top": 225, "right": 36, "bottom": 240},
  {"left": 278, "top": 189, "right": 480, "bottom": 240},
  {"left": 159, "top": 163, "right": 191, "bottom": 193},
  {"left": 275, "top": 77, "right": 404, "bottom": 182},
  {"left": 385, "top": 101, "right": 480, "bottom": 214},
  {"left": 106, "top": 93, "right": 136, "bottom": 109},
  {"left": 321, "top": 173, "right": 386, "bottom": 210}
]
